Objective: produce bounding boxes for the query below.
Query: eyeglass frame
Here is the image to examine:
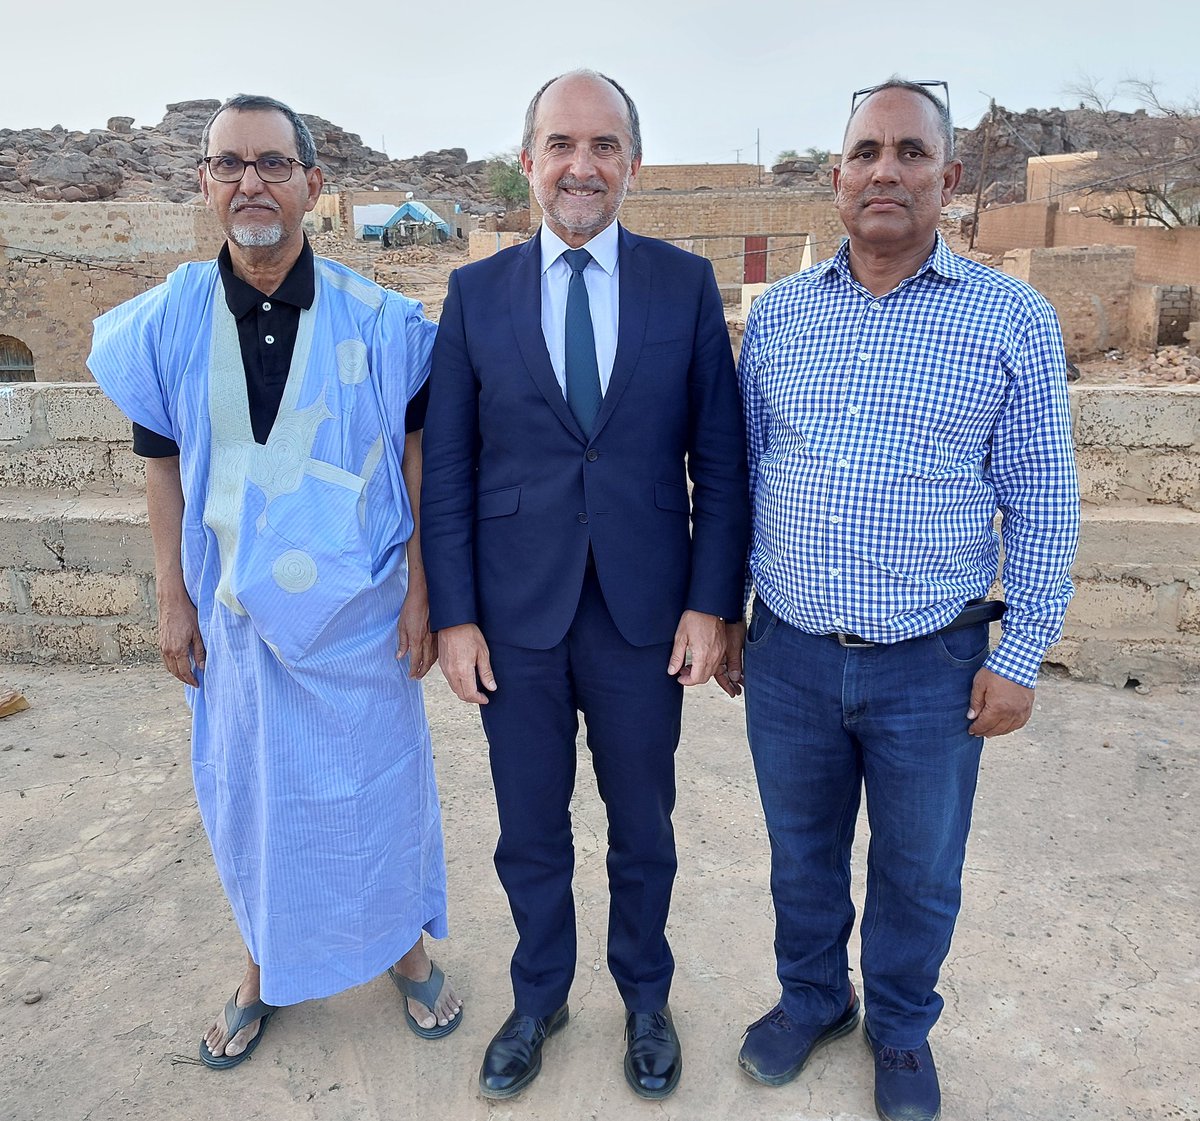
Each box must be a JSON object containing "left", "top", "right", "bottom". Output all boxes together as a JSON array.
[
  {"left": 850, "top": 80, "right": 950, "bottom": 116},
  {"left": 200, "top": 155, "right": 314, "bottom": 183}
]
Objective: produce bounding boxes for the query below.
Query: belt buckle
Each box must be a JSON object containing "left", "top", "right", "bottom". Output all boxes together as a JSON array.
[{"left": 836, "top": 632, "right": 875, "bottom": 648}]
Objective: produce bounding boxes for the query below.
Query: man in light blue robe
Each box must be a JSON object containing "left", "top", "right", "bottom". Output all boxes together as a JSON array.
[{"left": 87, "top": 94, "right": 461, "bottom": 1068}]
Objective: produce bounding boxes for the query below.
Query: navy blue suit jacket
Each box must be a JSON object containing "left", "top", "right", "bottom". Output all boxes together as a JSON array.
[{"left": 421, "top": 225, "right": 749, "bottom": 650}]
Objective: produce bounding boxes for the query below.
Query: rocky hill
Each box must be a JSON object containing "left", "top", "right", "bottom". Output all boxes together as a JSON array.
[
  {"left": 0, "top": 99, "right": 506, "bottom": 211},
  {"left": 954, "top": 104, "right": 1157, "bottom": 204}
]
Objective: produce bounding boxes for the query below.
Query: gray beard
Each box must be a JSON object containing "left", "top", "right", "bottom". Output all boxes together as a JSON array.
[{"left": 230, "top": 221, "right": 284, "bottom": 247}]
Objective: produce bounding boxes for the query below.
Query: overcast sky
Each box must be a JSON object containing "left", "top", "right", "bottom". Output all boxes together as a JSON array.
[{"left": 7, "top": 0, "right": 1196, "bottom": 167}]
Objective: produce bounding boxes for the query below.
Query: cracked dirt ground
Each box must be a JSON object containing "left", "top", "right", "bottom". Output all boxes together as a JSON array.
[{"left": 0, "top": 664, "right": 1196, "bottom": 1121}]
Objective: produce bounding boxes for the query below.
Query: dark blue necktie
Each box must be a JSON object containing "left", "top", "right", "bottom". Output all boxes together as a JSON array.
[{"left": 563, "top": 248, "right": 602, "bottom": 435}]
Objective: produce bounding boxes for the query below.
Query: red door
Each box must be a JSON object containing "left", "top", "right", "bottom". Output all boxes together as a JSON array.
[{"left": 743, "top": 236, "right": 768, "bottom": 284}]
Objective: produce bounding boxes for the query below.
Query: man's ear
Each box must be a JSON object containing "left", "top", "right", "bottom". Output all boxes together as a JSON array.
[{"left": 941, "top": 159, "right": 963, "bottom": 204}]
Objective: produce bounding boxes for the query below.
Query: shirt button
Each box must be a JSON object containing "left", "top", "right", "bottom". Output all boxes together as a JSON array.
[
  {"left": 838, "top": 457, "right": 849, "bottom": 468},
  {"left": 858, "top": 351, "right": 869, "bottom": 362},
  {"left": 830, "top": 515, "right": 841, "bottom": 524},
  {"left": 848, "top": 405, "right": 860, "bottom": 415},
  {"left": 833, "top": 618, "right": 846, "bottom": 630},
  {"left": 870, "top": 302, "right": 882, "bottom": 311},
  {"left": 262, "top": 301, "right": 272, "bottom": 311},
  {"left": 585, "top": 448, "right": 599, "bottom": 461},
  {"left": 577, "top": 512, "right": 589, "bottom": 524},
  {"left": 265, "top": 334, "right": 275, "bottom": 344},
  {"left": 830, "top": 567, "right": 841, "bottom": 576}
]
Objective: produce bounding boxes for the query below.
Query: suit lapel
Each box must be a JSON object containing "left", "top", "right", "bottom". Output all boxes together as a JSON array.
[
  {"left": 509, "top": 233, "right": 586, "bottom": 440},
  {"left": 594, "top": 225, "right": 649, "bottom": 438}
]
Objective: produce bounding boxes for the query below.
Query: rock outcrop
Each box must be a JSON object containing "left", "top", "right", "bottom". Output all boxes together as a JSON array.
[{"left": 0, "top": 100, "right": 511, "bottom": 210}]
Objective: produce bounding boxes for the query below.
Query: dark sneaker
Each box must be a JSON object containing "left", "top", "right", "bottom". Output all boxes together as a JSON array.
[
  {"left": 864, "top": 1021, "right": 941, "bottom": 1121},
  {"left": 737, "top": 987, "right": 861, "bottom": 1086}
]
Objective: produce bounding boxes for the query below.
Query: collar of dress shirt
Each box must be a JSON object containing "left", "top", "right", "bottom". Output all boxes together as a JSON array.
[
  {"left": 538, "top": 220, "right": 620, "bottom": 277},
  {"left": 217, "top": 234, "right": 316, "bottom": 319},
  {"left": 819, "top": 231, "right": 967, "bottom": 289}
]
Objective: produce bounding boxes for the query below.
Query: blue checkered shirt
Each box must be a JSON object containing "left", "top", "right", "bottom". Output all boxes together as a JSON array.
[{"left": 738, "top": 235, "right": 1079, "bottom": 688}]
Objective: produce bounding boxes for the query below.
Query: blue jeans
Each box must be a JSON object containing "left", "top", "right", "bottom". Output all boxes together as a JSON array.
[{"left": 743, "top": 600, "right": 987, "bottom": 1050}]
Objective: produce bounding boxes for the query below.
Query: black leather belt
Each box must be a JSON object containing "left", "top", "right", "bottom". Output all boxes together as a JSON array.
[{"left": 828, "top": 599, "right": 1005, "bottom": 648}]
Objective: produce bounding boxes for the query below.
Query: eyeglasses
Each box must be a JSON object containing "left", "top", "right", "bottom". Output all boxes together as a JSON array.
[
  {"left": 851, "top": 80, "right": 950, "bottom": 115},
  {"left": 201, "top": 155, "right": 311, "bottom": 183}
]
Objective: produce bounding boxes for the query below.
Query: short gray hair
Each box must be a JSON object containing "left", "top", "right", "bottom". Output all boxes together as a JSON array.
[
  {"left": 200, "top": 93, "right": 318, "bottom": 167},
  {"left": 846, "top": 77, "right": 955, "bottom": 160},
  {"left": 521, "top": 69, "right": 643, "bottom": 162}
]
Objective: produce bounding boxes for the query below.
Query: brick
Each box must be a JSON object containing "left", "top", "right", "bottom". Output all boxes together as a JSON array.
[
  {"left": 43, "top": 384, "right": 132, "bottom": 442},
  {"left": 1074, "top": 387, "right": 1200, "bottom": 449},
  {"left": 1065, "top": 576, "right": 1182, "bottom": 635},
  {"left": 0, "top": 383, "right": 35, "bottom": 441},
  {"left": 27, "top": 571, "right": 143, "bottom": 618},
  {"left": 0, "top": 445, "right": 109, "bottom": 489},
  {"left": 109, "top": 447, "right": 146, "bottom": 490},
  {"left": 0, "top": 620, "right": 117, "bottom": 663},
  {"left": 117, "top": 621, "right": 159, "bottom": 660},
  {"left": 60, "top": 511, "right": 154, "bottom": 575}
]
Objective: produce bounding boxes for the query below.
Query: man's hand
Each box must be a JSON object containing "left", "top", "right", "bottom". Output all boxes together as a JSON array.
[
  {"left": 715, "top": 620, "right": 746, "bottom": 698},
  {"left": 967, "top": 666, "right": 1035, "bottom": 737},
  {"left": 668, "top": 610, "right": 726, "bottom": 687},
  {"left": 397, "top": 588, "right": 437, "bottom": 680},
  {"left": 437, "top": 623, "right": 497, "bottom": 704},
  {"left": 157, "top": 587, "right": 205, "bottom": 686}
]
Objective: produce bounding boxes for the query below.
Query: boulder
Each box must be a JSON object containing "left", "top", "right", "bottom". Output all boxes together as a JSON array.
[{"left": 26, "top": 151, "right": 123, "bottom": 199}]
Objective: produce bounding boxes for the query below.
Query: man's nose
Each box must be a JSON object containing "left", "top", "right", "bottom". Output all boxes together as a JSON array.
[
  {"left": 239, "top": 163, "right": 269, "bottom": 193},
  {"left": 568, "top": 146, "right": 598, "bottom": 179},
  {"left": 870, "top": 151, "right": 902, "bottom": 182}
]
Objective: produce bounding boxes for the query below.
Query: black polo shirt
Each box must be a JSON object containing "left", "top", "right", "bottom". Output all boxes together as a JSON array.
[{"left": 132, "top": 238, "right": 429, "bottom": 455}]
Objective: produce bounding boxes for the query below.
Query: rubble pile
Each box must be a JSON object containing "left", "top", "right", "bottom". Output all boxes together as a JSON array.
[
  {"left": 1141, "top": 345, "right": 1200, "bottom": 383},
  {"left": 0, "top": 100, "right": 506, "bottom": 209}
]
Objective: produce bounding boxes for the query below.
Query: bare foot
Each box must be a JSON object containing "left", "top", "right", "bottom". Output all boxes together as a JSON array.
[
  {"left": 202, "top": 955, "right": 265, "bottom": 1060},
  {"left": 392, "top": 937, "right": 463, "bottom": 1030}
]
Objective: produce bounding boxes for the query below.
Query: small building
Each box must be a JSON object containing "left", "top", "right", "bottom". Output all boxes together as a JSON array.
[{"left": 354, "top": 201, "right": 452, "bottom": 245}]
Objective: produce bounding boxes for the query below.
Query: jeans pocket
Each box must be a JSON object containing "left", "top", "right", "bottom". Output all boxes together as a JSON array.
[
  {"left": 746, "top": 600, "right": 778, "bottom": 647},
  {"left": 933, "top": 622, "right": 990, "bottom": 668}
]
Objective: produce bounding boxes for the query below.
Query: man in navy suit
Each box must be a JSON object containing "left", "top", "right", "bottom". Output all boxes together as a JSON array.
[{"left": 421, "top": 69, "right": 749, "bottom": 1100}]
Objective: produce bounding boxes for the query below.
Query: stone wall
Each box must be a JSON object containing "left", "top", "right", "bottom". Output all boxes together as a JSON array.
[
  {"left": 1050, "top": 386, "right": 1200, "bottom": 685},
  {"left": 0, "top": 201, "right": 224, "bottom": 382},
  {"left": 3, "top": 380, "right": 1198, "bottom": 685},
  {"left": 1001, "top": 245, "right": 1136, "bottom": 358},
  {"left": 1, "top": 383, "right": 153, "bottom": 663},
  {"left": 632, "top": 164, "right": 763, "bottom": 192},
  {"left": 976, "top": 200, "right": 1200, "bottom": 286}
]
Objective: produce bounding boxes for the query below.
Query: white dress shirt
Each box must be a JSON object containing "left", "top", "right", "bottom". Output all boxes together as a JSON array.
[{"left": 538, "top": 220, "right": 620, "bottom": 395}]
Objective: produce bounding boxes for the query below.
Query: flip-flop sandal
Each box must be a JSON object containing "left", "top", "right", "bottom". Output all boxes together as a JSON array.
[
  {"left": 387, "top": 961, "right": 462, "bottom": 1039},
  {"left": 199, "top": 990, "right": 278, "bottom": 1070}
]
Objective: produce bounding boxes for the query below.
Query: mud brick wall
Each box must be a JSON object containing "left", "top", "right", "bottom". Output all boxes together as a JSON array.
[
  {"left": 0, "top": 201, "right": 223, "bottom": 383},
  {"left": 632, "top": 164, "right": 763, "bottom": 191},
  {"left": 976, "top": 200, "right": 1200, "bottom": 287},
  {"left": 1002, "top": 245, "right": 1136, "bottom": 359}
]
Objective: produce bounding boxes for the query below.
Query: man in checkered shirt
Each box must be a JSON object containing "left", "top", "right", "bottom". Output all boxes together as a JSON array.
[{"left": 727, "top": 79, "right": 1079, "bottom": 1121}]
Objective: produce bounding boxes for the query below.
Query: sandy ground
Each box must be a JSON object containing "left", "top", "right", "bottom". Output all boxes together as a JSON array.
[{"left": 0, "top": 662, "right": 1196, "bottom": 1121}]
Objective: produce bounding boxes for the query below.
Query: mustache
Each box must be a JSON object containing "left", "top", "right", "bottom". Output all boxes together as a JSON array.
[
  {"left": 230, "top": 197, "right": 281, "bottom": 214},
  {"left": 862, "top": 192, "right": 909, "bottom": 207},
  {"left": 556, "top": 176, "right": 606, "bottom": 192}
]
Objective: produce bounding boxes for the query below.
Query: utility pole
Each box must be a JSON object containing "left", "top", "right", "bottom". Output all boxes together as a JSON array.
[
  {"left": 969, "top": 99, "right": 995, "bottom": 251},
  {"left": 756, "top": 129, "right": 761, "bottom": 185},
  {"left": 733, "top": 148, "right": 742, "bottom": 163}
]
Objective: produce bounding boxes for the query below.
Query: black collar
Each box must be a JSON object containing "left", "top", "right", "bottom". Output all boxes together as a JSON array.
[{"left": 217, "top": 236, "right": 316, "bottom": 319}]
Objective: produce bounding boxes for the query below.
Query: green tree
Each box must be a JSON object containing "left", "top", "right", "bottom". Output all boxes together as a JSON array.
[
  {"left": 486, "top": 150, "right": 528, "bottom": 206},
  {"left": 805, "top": 146, "right": 831, "bottom": 165},
  {"left": 774, "top": 149, "right": 799, "bottom": 164}
]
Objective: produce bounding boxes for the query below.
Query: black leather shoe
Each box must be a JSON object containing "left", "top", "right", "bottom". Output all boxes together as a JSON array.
[
  {"left": 478, "top": 1004, "right": 568, "bottom": 1100},
  {"left": 624, "top": 1007, "right": 682, "bottom": 1099}
]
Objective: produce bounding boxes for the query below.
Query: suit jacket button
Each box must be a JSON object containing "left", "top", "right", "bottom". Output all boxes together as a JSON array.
[
  {"left": 586, "top": 448, "right": 599, "bottom": 461},
  {"left": 577, "top": 512, "right": 589, "bottom": 524}
]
